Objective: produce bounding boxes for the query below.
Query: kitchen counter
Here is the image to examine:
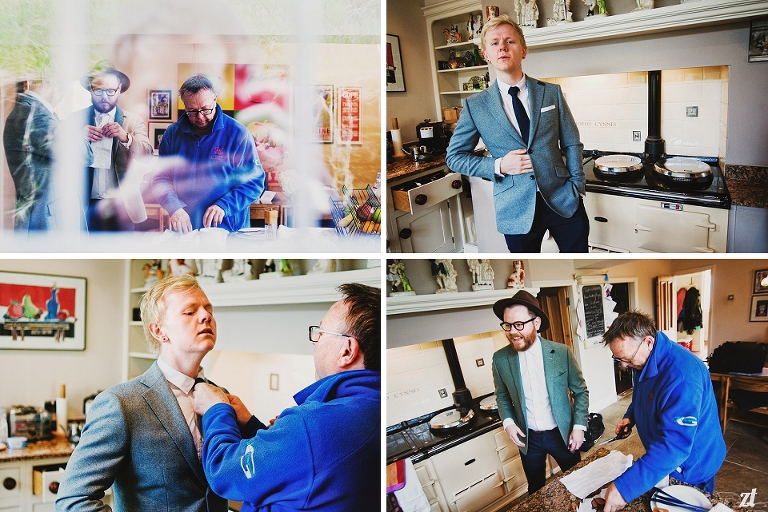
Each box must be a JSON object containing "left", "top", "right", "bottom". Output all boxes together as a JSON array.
[
  {"left": 0, "top": 432, "right": 74, "bottom": 463},
  {"left": 724, "top": 165, "right": 768, "bottom": 209},
  {"left": 386, "top": 153, "right": 449, "bottom": 182},
  {"left": 508, "top": 447, "right": 735, "bottom": 512}
]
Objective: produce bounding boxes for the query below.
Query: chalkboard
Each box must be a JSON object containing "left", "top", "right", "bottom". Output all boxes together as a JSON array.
[{"left": 583, "top": 285, "right": 605, "bottom": 339}]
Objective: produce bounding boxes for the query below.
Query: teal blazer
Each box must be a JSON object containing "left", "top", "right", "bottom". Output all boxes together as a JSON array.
[
  {"left": 492, "top": 337, "right": 589, "bottom": 455},
  {"left": 446, "top": 76, "right": 584, "bottom": 235}
]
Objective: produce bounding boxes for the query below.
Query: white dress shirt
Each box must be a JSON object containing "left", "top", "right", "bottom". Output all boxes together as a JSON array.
[{"left": 157, "top": 356, "right": 206, "bottom": 460}]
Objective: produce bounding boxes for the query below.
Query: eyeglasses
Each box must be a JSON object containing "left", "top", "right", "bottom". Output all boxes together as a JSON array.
[
  {"left": 91, "top": 88, "right": 118, "bottom": 97},
  {"left": 309, "top": 325, "right": 351, "bottom": 344},
  {"left": 185, "top": 104, "right": 216, "bottom": 117},
  {"left": 612, "top": 339, "right": 645, "bottom": 365},
  {"left": 500, "top": 317, "right": 536, "bottom": 332}
]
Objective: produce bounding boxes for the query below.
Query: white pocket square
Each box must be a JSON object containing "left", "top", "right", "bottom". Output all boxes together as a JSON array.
[{"left": 541, "top": 105, "right": 556, "bottom": 113}]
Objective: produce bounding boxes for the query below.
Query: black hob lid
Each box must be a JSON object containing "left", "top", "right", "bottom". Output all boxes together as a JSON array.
[
  {"left": 386, "top": 393, "right": 501, "bottom": 464},
  {"left": 583, "top": 151, "right": 730, "bottom": 209}
]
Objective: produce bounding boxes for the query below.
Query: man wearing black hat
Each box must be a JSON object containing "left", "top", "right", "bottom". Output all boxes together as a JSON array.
[
  {"left": 491, "top": 290, "right": 589, "bottom": 494},
  {"left": 71, "top": 66, "right": 152, "bottom": 231}
]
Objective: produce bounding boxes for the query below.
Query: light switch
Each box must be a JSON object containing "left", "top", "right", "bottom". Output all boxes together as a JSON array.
[
  {"left": 476, "top": 358, "right": 485, "bottom": 367},
  {"left": 438, "top": 388, "right": 448, "bottom": 399},
  {"left": 270, "top": 373, "right": 279, "bottom": 390}
]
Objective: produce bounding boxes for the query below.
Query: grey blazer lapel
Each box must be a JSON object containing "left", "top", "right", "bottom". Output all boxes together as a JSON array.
[
  {"left": 140, "top": 362, "right": 206, "bottom": 485},
  {"left": 485, "top": 83, "right": 522, "bottom": 145},
  {"left": 526, "top": 77, "right": 545, "bottom": 144}
]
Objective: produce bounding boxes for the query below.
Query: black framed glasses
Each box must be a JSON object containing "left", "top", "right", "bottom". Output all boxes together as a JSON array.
[
  {"left": 612, "top": 339, "right": 645, "bottom": 365},
  {"left": 91, "top": 88, "right": 118, "bottom": 97},
  {"left": 309, "top": 325, "right": 351, "bottom": 343},
  {"left": 500, "top": 317, "right": 536, "bottom": 332},
  {"left": 185, "top": 104, "right": 216, "bottom": 117}
]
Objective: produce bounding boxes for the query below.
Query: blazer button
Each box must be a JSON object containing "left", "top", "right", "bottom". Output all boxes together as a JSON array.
[
  {"left": 530, "top": 175, "right": 535, "bottom": 180},
  {"left": 528, "top": 148, "right": 533, "bottom": 154}
]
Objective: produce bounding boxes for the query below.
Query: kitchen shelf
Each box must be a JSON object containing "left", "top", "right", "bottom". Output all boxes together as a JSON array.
[
  {"left": 440, "top": 90, "right": 486, "bottom": 96},
  {"left": 387, "top": 287, "right": 540, "bottom": 316},
  {"left": 437, "top": 65, "right": 488, "bottom": 74},
  {"left": 435, "top": 41, "right": 480, "bottom": 51},
  {"left": 129, "top": 352, "right": 156, "bottom": 360}
]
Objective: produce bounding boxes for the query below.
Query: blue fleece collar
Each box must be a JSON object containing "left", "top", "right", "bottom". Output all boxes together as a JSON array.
[{"left": 293, "top": 369, "right": 381, "bottom": 405}]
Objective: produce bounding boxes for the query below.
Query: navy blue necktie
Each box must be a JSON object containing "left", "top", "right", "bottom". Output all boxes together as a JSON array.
[{"left": 509, "top": 86, "right": 530, "bottom": 143}]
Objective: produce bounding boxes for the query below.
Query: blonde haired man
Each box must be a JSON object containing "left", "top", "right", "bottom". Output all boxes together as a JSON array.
[
  {"left": 446, "top": 14, "right": 588, "bottom": 253},
  {"left": 57, "top": 275, "right": 244, "bottom": 512}
]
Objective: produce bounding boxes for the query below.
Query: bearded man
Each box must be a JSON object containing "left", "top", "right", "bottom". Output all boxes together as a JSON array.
[{"left": 491, "top": 290, "right": 589, "bottom": 494}]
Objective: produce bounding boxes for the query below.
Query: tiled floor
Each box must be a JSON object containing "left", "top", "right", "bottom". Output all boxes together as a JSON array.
[{"left": 498, "top": 388, "right": 768, "bottom": 510}]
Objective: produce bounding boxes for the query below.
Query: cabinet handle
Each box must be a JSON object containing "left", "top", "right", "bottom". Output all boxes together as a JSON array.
[
  {"left": 414, "top": 194, "right": 428, "bottom": 205},
  {"left": 451, "top": 180, "right": 462, "bottom": 189},
  {"left": 49, "top": 481, "right": 60, "bottom": 494},
  {"left": 399, "top": 228, "right": 412, "bottom": 239},
  {"left": 2, "top": 477, "right": 16, "bottom": 490}
]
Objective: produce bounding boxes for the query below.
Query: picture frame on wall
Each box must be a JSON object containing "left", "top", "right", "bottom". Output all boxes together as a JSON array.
[
  {"left": 750, "top": 295, "right": 768, "bottom": 322},
  {"left": 753, "top": 268, "right": 768, "bottom": 294},
  {"left": 0, "top": 271, "right": 87, "bottom": 351},
  {"left": 386, "top": 34, "right": 406, "bottom": 92},
  {"left": 148, "top": 90, "right": 172, "bottom": 120},
  {"left": 748, "top": 17, "right": 768, "bottom": 63},
  {"left": 148, "top": 122, "right": 172, "bottom": 154},
  {"left": 295, "top": 85, "right": 334, "bottom": 143},
  {"left": 338, "top": 86, "right": 362, "bottom": 145}
]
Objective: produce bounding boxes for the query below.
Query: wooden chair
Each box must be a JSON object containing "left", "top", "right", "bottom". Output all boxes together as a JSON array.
[
  {"left": 710, "top": 373, "right": 730, "bottom": 433},
  {"left": 723, "top": 375, "right": 768, "bottom": 432}
]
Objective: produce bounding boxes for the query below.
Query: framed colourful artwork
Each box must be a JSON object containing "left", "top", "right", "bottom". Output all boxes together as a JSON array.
[
  {"left": 148, "top": 89, "right": 172, "bottom": 120},
  {"left": 148, "top": 122, "right": 172, "bottom": 154},
  {"left": 0, "top": 271, "right": 86, "bottom": 351}
]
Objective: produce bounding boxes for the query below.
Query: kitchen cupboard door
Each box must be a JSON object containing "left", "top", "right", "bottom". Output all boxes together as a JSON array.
[
  {"left": 635, "top": 205, "right": 717, "bottom": 252},
  {"left": 501, "top": 457, "right": 527, "bottom": 497},
  {"left": 493, "top": 429, "right": 520, "bottom": 463},
  {"left": 395, "top": 200, "right": 458, "bottom": 253}
]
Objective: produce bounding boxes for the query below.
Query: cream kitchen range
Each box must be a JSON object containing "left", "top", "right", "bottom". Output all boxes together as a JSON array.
[{"left": 386, "top": 0, "right": 768, "bottom": 253}]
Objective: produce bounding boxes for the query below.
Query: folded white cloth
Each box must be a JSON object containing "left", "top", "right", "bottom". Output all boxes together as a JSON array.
[
  {"left": 560, "top": 450, "right": 634, "bottom": 500},
  {"left": 393, "top": 458, "right": 430, "bottom": 512}
]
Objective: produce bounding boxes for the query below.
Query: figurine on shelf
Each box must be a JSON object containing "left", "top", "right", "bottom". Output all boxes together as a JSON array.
[
  {"left": 431, "top": 259, "right": 458, "bottom": 294},
  {"left": 468, "top": 259, "right": 494, "bottom": 291},
  {"left": 260, "top": 259, "right": 292, "bottom": 279},
  {"left": 387, "top": 260, "right": 416, "bottom": 296},
  {"left": 443, "top": 24, "right": 462, "bottom": 44},
  {"left": 195, "top": 259, "right": 222, "bottom": 284},
  {"left": 221, "top": 259, "right": 251, "bottom": 283},
  {"left": 308, "top": 259, "right": 337, "bottom": 274},
  {"left": 486, "top": 5, "right": 500, "bottom": 21},
  {"left": 597, "top": 0, "right": 608, "bottom": 16},
  {"left": 143, "top": 260, "right": 165, "bottom": 286},
  {"left": 507, "top": 260, "right": 526, "bottom": 289},
  {"left": 582, "top": 0, "right": 597, "bottom": 16},
  {"left": 168, "top": 259, "right": 196, "bottom": 277},
  {"left": 633, "top": 0, "right": 653, "bottom": 10},
  {"left": 548, "top": 0, "right": 572, "bottom": 25},
  {"left": 467, "top": 14, "right": 476, "bottom": 41},
  {"left": 516, "top": 0, "right": 539, "bottom": 29}
]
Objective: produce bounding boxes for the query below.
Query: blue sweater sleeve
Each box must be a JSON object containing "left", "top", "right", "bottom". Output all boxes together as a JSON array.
[
  {"left": 201, "top": 403, "right": 313, "bottom": 506},
  {"left": 614, "top": 379, "right": 704, "bottom": 502}
]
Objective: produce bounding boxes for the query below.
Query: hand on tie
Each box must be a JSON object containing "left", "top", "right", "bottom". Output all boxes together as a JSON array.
[
  {"left": 192, "top": 381, "right": 228, "bottom": 416},
  {"left": 499, "top": 149, "right": 532, "bottom": 175}
]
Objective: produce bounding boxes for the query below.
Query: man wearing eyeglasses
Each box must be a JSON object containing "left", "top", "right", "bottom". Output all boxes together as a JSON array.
[
  {"left": 601, "top": 310, "right": 725, "bottom": 512},
  {"left": 72, "top": 66, "right": 152, "bottom": 231},
  {"left": 491, "top": 289, "right": 589, "bottom": 494},
  {"left": 192, "top": 283, "right": 380, "bottom": 511},
  {"left": 152, "top": 74, "right": 265, "bottom": 233}
]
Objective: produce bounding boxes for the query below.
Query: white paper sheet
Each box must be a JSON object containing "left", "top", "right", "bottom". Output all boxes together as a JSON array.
[{"left": 560, "top": 450, "right": 633, "bottom": 500}]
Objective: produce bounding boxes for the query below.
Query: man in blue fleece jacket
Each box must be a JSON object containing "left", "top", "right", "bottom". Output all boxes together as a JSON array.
[
  {"left": 601, "top": 311, "right": 726, "bottom": 512},
  {"left": 193, "top": 283, "right": 381, "bottom": 511},
  {"left": 153, "top": 74, "right": 265, "bottom": 233}
]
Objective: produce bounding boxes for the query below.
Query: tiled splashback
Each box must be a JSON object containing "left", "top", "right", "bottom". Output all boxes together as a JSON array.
[
  {"left": 546, "top": 66, "right": 728, "bottom": 158},
  {"left": 387, "top": 331, "right": 508, "bottom": 426}
]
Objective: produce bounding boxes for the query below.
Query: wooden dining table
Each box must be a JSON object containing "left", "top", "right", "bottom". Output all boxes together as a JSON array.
[{"left": 509, "top": 447, "right": 734, "bottom": 512}]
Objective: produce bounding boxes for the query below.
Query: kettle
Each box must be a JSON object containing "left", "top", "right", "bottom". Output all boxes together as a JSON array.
[{"left": 83, "top": 392, "right": 100, "bottom": 416}]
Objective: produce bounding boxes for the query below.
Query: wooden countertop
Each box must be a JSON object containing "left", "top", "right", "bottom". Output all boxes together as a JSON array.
[
  {"left": 0, "top": 432, "right": 74, "bottom": 463},
  {"left": 510, "top": 447, "right": 734, "bottom": 512}
]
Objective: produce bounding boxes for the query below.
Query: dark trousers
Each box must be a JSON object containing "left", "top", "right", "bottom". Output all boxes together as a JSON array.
[
  {"left": 519, "top": 428, "right": 581, "bottom": 495},
  {"left": 504, "top": 192, "right": 589, "bottom": 253}
]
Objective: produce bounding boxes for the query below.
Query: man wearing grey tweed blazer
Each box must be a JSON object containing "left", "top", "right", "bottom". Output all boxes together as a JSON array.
[
  {"left": 446, "top": 15, "right": 588, "bottom": 253},
  {"left": 56, "top": 276, "right": 232, "bottom": 512},
  {"left": 491, "top": 291, "right": 589, "bottom": 494}
]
